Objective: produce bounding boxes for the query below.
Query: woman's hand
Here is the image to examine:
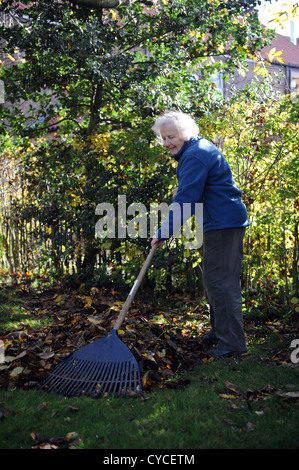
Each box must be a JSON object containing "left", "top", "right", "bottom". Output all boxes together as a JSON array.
[
  {"left": 173, "top": 187, "right": 178, "bottom": 198},
  {"left": 151, "top": 237, "right": 164, "bottom": 248}
]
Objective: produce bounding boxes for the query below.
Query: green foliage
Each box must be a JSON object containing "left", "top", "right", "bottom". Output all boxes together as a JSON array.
[
  {"left": 0, "top": 0, "right": 273, "bottom": 137},
  {"left": 1, "top": 76, "right": 298, "bottom": 302},
  {"left": 196, "top": 78, "right": 299, "bottom": 299},
  {"left": 2, "top": 0, "right": 297, "bottom": 302}
]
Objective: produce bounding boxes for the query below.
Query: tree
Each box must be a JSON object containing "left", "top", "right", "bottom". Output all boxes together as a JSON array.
[
  {"left": 196, "top": 78, "right": 299, "bottom": 298},
  {"left": 265, "top": 0, "right": 299, "bottom": 29},
  {"left": 0, "top": 0, "right": 276, "bottom": 278},
  {"left": 0, "top": 0, "right": 274, "bottom": 138}
]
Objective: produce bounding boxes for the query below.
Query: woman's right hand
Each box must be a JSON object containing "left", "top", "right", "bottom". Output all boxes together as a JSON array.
[{"left": 151, "top": 237, "right": 164, "bottom": 248}]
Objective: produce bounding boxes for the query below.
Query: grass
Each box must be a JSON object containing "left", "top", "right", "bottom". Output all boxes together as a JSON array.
[
  {"left": 0, "top": 288, "right": 53, "bottom": 333},
  {"left": 0, "top": 285, "right": 298, "bottom": 450},
  {"left": 0, "top": 357, "right": 298, "bottom": 449}
]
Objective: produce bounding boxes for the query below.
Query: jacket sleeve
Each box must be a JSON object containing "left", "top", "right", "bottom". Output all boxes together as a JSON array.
[{"left": 156, "top": 155, "right": 207, "bottom": 239}]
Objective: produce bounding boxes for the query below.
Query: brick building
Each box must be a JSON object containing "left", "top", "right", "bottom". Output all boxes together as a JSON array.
[{"left": 219, "top": 29, "right": 299, "bottom": 99}]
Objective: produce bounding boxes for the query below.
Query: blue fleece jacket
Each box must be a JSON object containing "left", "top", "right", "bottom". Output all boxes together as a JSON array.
[{"left": 157, "top": 136, "right": 250, "bottom": 239}]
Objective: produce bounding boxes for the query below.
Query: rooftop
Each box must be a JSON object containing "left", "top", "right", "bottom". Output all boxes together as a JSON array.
[{"left": 262, "top": 29, "right": 299, "bottom": 67}]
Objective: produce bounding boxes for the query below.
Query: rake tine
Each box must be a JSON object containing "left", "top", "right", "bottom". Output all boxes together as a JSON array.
[
  {"left": 71, "top": 361, "right": 103, "bottom": 397},
  {"left": 111, "top": 362, "right": 125, "bottom": 396},
  {"left": 100, "top": 362, "right": 117, "bottom": 396},
  {"left": 46, "top": 358, "right": 86, "bottom": 395},
  {"left": 55, "top": 359, "right": 88, "bottom": 396},
  {"left": 85, "top": 365, "right": 101, "bottom": 397},
  {"left": 114, "top": 362, "right": 128, "bottom": 397},
  {"left": 118, "top": 361, "right": 130, "bottom": 397},
  {"left": 69, "top": 360, "right": 99, "bottom": 396},
  {"left": 124, "top": 362, "right": 135, "bottom": 396},
  {"left": 82, "top": 361, "right": 107, "bottom": 397},
  {"left": 89, "top": 363, "right": 107, "bottom": 397},
  {"left": 112, "top": 362, "right": 128, "bottom": 397},
  {"left": 100, "top": 363, "right": 115, "bottom": 397},
  {"left": 92, "top": 363, "right": 110, "bottom": 398},
  {"left": 103, "top": 362, "right": 124, "bottom": 397},
  {"left": 131, "top": 363, "right": 141, "bottom": 394},
  {"left": 84, "top": 361, "right": 112, "bottom": 398},
  {"left": 59, "top": 363, "right": 82, "bottom": 396},
  {"left": 129, "top": 363, "right": 135, "bottom": 395},
  {"left": 128, "top": 362, "right": 135, "bottom": 395},
  {"left": 95, "top": 362, "right": 113, "bottom": 397},
  {"left": 41, "top": 359, "right": 71, "bottom": 392}
]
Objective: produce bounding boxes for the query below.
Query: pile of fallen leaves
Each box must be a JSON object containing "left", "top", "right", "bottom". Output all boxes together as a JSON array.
[
  {"left": 0, "top": 284, "right": 208, "bottom": 394},
  {"left": 1, "top": 282, "right": 298, "bottom": 397}
]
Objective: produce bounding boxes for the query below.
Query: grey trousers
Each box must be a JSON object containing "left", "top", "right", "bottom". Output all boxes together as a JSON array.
[{"left": 203, "top": 227, "right": 247, "bottom": 352}]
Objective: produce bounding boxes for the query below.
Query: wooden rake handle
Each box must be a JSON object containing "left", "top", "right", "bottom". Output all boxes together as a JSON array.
[{"left": 113, "top": 243, "right": 158, "bottom": 331}]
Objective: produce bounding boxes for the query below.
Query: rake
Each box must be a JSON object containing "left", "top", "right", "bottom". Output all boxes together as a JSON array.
[{"left": 40, "top": 244, "right": 158, "bottom": 398}]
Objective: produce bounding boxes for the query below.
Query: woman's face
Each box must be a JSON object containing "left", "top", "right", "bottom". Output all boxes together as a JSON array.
[{"left": 160, "top": 123, "right": 185, "bottom": 156}]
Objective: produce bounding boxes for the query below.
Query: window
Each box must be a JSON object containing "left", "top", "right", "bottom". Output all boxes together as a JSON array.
[
  {"left": 211, "top": 71, "right": 223, "bottom": 95},
  {"left": 290, "top": 69, "right": 299, "bottom": 94},
  {"left": 0, "top": 80, "right": 4, "bottom": 104}
]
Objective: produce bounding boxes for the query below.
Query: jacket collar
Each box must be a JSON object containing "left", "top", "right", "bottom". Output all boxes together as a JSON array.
[{"left": 173, "top": 136, "right": 198, "bottom": 162}]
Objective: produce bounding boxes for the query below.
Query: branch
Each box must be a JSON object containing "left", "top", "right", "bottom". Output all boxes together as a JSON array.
[
  {"left": 86, "top": 82, "right": 104, "bottom": 135},
  {"left": 23, "top": 116, "right": 82, "bottom": 136}
]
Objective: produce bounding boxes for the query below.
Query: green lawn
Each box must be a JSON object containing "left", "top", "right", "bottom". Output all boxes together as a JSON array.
[
  {"left": 1, "top": 356, "right": 298, "bottom": 449},
  {"left": 0, "top": 285, "right": 298, "bottom": 450}
]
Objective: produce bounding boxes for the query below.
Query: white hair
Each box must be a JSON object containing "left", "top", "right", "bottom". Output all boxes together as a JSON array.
[{"left": 152, "top": 110, "right": 199, "bottom": 145}]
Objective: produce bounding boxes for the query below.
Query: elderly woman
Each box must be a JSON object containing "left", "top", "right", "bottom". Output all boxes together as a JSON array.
[{"left": 151, "top": 110, "right": 249, "bottom": 357}]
